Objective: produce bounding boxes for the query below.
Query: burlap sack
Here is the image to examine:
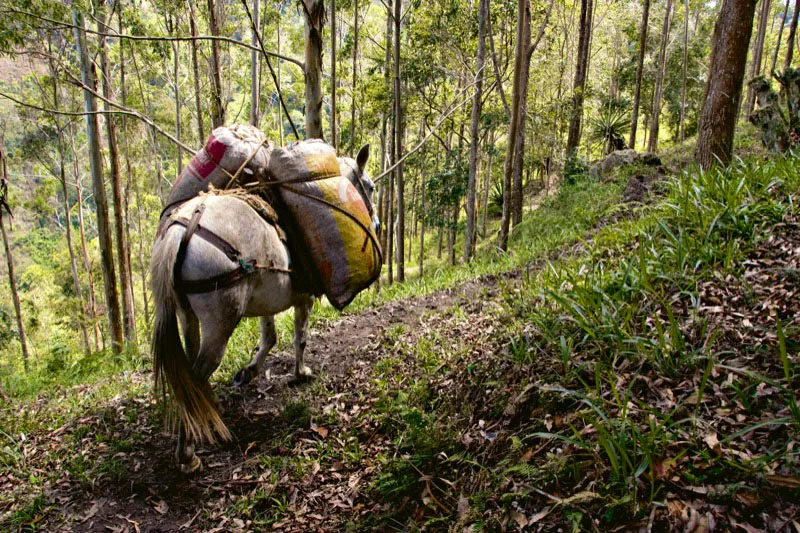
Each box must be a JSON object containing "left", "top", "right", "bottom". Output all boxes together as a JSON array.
[
  {"left": 166, "top": 124, "right": 271, "bottom": 210},
  {"left": 268, "top": 140, "right": 381, "bottom": 309}
]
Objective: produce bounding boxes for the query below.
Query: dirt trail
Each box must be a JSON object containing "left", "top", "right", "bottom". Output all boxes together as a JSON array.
[{"left": 32, "top": 271, "right": 516, "bottom": 532}]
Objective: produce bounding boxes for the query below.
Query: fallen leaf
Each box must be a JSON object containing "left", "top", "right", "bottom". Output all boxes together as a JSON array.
[
  {"left": 310, "top": 423, "right": 329, "bottom": 439},
  {"left": 153, "top": 500, "right": 168, "bottom": 515},
  {"left": 704, "top": 432, "right": 720, "bottom": 451},
  {"left": 510, "top": 510, "right": 528, "bottom": 528}
]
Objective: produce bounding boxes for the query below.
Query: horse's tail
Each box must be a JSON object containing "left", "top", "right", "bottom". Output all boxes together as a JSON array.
[{"left": 150, "top": 228, "right": 231, "bottom": 443}]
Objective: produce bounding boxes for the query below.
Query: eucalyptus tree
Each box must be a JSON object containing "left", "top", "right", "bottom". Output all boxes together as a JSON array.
[
  {"left": 72, "top": 9, "right": 124, "bottom": 353},
  {"left": 696, "top": 0, "right": 758, "bottom": 169}
]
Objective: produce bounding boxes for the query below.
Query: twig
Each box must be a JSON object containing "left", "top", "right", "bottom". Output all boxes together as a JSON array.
[
  {"left": 240, "top": 0, "right": 300, "bottom": 140},
  {"left": 373, "top": 69, "right": 485, "bottom": 183},
  {"left": 0, "top": 90, "right": 196, "bottom": 155}
]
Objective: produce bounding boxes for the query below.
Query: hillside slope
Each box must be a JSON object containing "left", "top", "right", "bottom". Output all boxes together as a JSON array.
[{"left": 1, "top": 152, "right": 799, "bottom": 531}]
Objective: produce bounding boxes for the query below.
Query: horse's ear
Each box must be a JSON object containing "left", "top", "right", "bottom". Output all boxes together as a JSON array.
[{"left": 356, "top": 144, "right": 370, "bottom": 171}]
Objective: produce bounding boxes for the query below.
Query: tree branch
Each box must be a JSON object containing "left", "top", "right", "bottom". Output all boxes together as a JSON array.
[
  {"left": 0, "top": 89, "right": 197, "bottom": 155},
  {"left": 1, "top": 6, "right": 305, "bottom": 70}
]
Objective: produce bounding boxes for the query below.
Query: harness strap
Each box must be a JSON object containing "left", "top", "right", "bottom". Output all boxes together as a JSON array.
[
  {"left": 169, "top": 216, "right": 241, "bottom": 263},
  {"left": 169, "top": 200, "right": 293, "bottom": 296}
]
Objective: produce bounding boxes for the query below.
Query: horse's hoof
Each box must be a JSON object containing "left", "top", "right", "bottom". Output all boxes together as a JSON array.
[
  {"left": 296, "top": 365, "right": 313, "bottom": 378},
  {"left": 179, "top": 455, "right": 203, "bottom": 475},
  {"left": 233, "top": 368, "right": 253, "bottom": 387}
]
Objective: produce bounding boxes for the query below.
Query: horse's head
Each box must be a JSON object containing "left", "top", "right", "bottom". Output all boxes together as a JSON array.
[{"left": 339, "top": 144, "right": 380, "bottom": 234}]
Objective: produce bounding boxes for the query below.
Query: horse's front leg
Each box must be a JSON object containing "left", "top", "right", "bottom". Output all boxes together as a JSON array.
[
  {"left": 294, "top": 295, "right": 314, "bottom": 379},
  {"left": 234, "top": 316, "right": 277, "bottom": 387}
]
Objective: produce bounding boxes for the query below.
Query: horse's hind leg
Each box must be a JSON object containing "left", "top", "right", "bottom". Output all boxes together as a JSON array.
[
  {"left": 176, "top": 311, "right": 239, "bottom": 474},
  {"left": 293, "top": 295, "right": 314, "bottom": 379},
  {"left": 233, "top": 316, "right": 277, "bottom": 387}
]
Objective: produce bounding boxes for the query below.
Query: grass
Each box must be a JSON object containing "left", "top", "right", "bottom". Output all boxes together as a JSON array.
[{"left": 3, "top": 133, "right": 799, "bottom": 529}]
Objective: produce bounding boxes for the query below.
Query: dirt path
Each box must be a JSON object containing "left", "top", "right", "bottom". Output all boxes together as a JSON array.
[{"left": 26, "top": 271, "right": 517, "bottom": 532}]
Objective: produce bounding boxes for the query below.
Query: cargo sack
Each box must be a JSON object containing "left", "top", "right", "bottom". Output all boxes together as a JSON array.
[
  {"left": 268, "top": 139, "right": 381, "bottom": 310},
  {"left": 164, "top": 124, "right": 271, "bottom": 216}
]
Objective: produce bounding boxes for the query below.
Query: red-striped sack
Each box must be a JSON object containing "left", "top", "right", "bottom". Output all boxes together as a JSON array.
[{"left": 166, "top": 124, "right": 271, "bottom": 209}]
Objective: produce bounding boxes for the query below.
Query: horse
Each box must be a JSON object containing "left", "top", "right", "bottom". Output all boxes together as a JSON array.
[{"left": 150, "top": 144, "right": 376, "bottom": 474}]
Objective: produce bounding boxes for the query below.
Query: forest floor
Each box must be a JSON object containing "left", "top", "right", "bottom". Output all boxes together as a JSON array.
[{"left": 3, "top": 148, "right": 800, "bottom": 531}]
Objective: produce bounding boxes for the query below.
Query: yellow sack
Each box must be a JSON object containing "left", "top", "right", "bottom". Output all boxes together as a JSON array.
[{"left": 269, "top": 140, "right": 381, "bottom": 309}]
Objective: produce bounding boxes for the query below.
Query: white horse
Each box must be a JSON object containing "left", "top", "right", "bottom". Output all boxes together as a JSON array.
[{"left": 150, "top": 145, "right": 375, "bottom": 473}]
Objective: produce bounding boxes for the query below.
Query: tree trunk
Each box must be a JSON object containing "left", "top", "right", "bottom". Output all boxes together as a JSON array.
[
  {"left": 118, "top": 9, "right": 150, "bottom": 327},
  {"left": 465, "top": 0, "right": 488, "bottom": 262},
  {"left": 679, "top": 0, "right": 689, "bottom": 141},
  {"left": 207, "top": 0, "right": 225, "bottom": 129},
  {"left": 785, "top": 0, "right": 800, "bottom": 69},
  {"left": 745, "top": 0, "right": 772, "bottom": 118},
  {"left": 303, "top": 0, "right": 325, "bottom": 139},
  {"left": 480, "top": 130, "right": 494, "bottom": 238},
  {"left": 498, "top": 0, "right": 529, "bottom": 251},
  {"left": 648, "top": 0, "right": 674, "bottom": 152},
  {"left": 251, "top": 0, "right": 261, "bottom": 126},
  {"left": 48, "top": 53, "right": 91, "bottom": 356},
  {"left": 68, "top": 119, "right": 101, "bottom": 350},
  {"left": 188, "top": 1, "right": 205, "bottom": 142},
  {"left": 512, "top": 0, "right": 536, "bottom": 229},
  {"left": 73, "top": 9, "right": 124, "bottom": 353},
  {"left": 117, "top": 8, "right": 138, "bottom": 331},
  {"left": 350, "top": 0, "right": 360, "bottom": 155},
  {"left": 99, "top": 8, "right": 136, "bottom": 347},
  {"left": 696, "top": 0, "right": 758, "bottom": 169},
  {"left": 566, "top": 0, "right": 594, "bottom": 155},
  {"left": 771, "top": 0, "right": 791, "bottom": 75},
  {"left": 0, "top": 151, "right": 30, "bottom": 368},
  {"left": 394, "top": 0, "right": 405, "bottom": 281},
  {"left": 277, "top": 17, "right": 284, "bottom": 145},
  {"left": 630, "top": 0, "right": 652, "bottom": 149},
  {"left": 331, "top": 0, "right": 337, "bottom": 149}
]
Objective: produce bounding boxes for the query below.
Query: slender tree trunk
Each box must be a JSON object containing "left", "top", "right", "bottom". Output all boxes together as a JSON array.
[
  {"left": 771, "top": 0, "right": 791, "bottom": 74},
  {"left": 350, "top": 0, "right": 360, "bottom": 155},
  {"left": 419, "top": 119, "right": 427, "bottom": 279},
  {"left": 394, "top": 0, "right": 405, "bottom": 281},
  {"left": 0, "top": 152, "right": 30, "bottom": 368},
  {"left": 566, "top": 0, "right": 594, "bottom": 155},
  {"left": 379, "top": 111, "right": 390, "bottom": 260},
  {"left": 303, "top": 0, "right": 325, "bottom": 139},
  {"left": 487, "top": 11, "right": 511, "bottom": 116},
  {"left": 68, "top": 119, "right": 101, "bottom": 350},
  {"left": 48, "top": 55, "right": 91, "bottom": 355},
  {"left": 480, "top": 130, "right": 494, "bottom": 238},
  {"left": 785, "top": 0, "right": 800, "bottom": 69},
  {"left": 117, "top": 8, "right": 137, "bottom": 331},
  {"left": 648, "top": 0, "right": 674, "bottom": 152},
  {"left": 465, "top": 0, "right": 488, "bottom": 262},
  {"left": 499, "top": 0, "right": 528, "bottom": 251},
  {"left": 207, "top": 0, "right": 225, "bottom": 128},
  {"left": 188, "top": 1, "right": 205, "bottom": 142},
  {"left": 331, "top": 0, "right": 337, "bottom": 149},
  {"left": 250, "top": 0, "right": 261, "bottom": 126},
  {"left": 745, "top": 0, "right": 772, "bottom": 118},
  {"left": 511, "top": 3, "right": 533, "bottom": 227},
  {"left": 679, "top": 0, "right": 689, "bottom": 141},
  {"left": 277, "top": 17, "right": 284, "bottom": 145},
  {"left": 696, "top": 0, "right": 758, "bottom": 169},
  {"left": 100, "top": 9, "right": 136, "bottom": 347},
  {"left": 630, "top": 0, "right": 652, "bottom": 149},
  {"left": 171, "top": 17, "right": 183, "bottom": 176},
  {"left": 73, "top": 9, "right": 124, "bottom": 353}
]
